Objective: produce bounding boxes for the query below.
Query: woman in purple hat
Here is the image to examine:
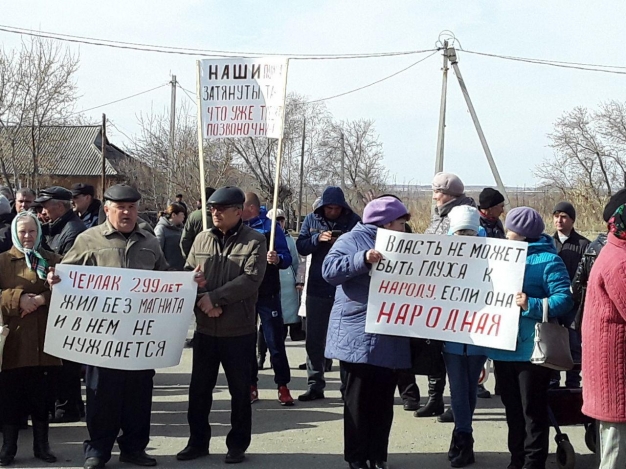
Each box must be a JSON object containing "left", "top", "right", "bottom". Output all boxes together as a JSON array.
[{"left": 322, "top": 196, "right": 412, "bottom": 469}]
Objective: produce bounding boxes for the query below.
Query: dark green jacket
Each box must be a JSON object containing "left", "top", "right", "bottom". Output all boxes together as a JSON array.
[{"left": 180, "top": 209, "right": 214, "bottom": 258}]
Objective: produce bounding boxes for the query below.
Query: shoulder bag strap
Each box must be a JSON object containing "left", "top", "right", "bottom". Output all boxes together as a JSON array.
[{"left": 542, "top": 298, "right": 549, "bottom": 323}]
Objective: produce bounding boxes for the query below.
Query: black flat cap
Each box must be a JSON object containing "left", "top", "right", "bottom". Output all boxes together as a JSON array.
[
  {"left": 71, "top": 183, "right": 95, "bottom": 197},
  {"left": 35, "top": 186, "right": 73, "bottom": 203},
  {"left": 208, "top": 186, "right": 245, "bottom": 205},
  {"left": 103, "top": 184, "right": 141, "bottom": 203}
]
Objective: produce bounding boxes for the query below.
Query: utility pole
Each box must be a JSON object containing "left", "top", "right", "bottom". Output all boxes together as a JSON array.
[
  {"left": 448, "top": 48, "right": 510, "bottom": 209},
  {"left": 169, "top": 74, "right": 177, "bottom": 205},
  {"left": 297, "top": 118, "right": 306, "bottom": 232},
  {"left": 101, "top": 113, "right": 107, "bottom": 200},
  {"left": 340, "top": 131, "right": 346, "bottom": 191},
  {"left": 435, "top": 40, "right": 449, "bottom": 175}
]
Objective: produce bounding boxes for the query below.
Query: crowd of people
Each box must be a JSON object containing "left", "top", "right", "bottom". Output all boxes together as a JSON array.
[{"left": 0, "top": 173, "right": 623, "bottom": 469}]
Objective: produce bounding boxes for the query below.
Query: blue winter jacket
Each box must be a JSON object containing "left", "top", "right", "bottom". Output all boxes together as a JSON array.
[
  {"left": 296, "top": 187, "right": 361, "bottom": 298},
  {"left": 244, "top": 207, "right": 292, "bottom": 298},
  {"left": 322, "top": 223, "right": 411, "bottom": 369},
  {"left": 487, "top": 233, "right": 573, "bottom": 362}
]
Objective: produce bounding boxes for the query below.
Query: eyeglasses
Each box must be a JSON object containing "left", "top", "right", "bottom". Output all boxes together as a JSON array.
[{"left": 208, "top": 204, "right": 240, "bottom": 212}]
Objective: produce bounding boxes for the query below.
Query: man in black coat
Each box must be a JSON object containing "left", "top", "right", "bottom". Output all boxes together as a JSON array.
[
  {"left": 552, "top": 201, "right": 589, "bottom": 388},
  {"left": 36, "top": 186, "right": 87, "bottom": 423},
  {"left": 478, "top": 188, "right": 505, "bottom": 239}
]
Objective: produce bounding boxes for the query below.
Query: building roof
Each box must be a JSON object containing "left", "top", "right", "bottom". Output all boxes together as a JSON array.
[{"left": 0, "top": 125, "right": 132, "bottom": 177}]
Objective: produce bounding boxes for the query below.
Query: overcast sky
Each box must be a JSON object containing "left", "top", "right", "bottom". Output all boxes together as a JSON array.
[{"left": 3, "top": 1, "right": 626, "bottom": 187}]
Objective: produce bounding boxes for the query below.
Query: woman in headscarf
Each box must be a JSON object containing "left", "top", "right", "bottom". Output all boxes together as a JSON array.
[
  {"left": 322, "top": 196, "right": 412, "bottom": 469},
  {"left": 0, "top": 211, "right": 62, "bottom": 466},
  {"left": 582, "top": 202, "right": 626, "bottom": 469}
]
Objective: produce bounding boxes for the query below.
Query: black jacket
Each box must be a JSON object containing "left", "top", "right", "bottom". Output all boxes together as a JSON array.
[
  {"left": 572, "top": 233, "right": 607, "bottom": 331},
  {"left": 43, "top": 209, "right": 86, "bottom": 256},
  {"left": 79, "top": 199, "right": 102, "bottom": 229},
  {"left": 553, "top": 229, "right": 590, "bottom": 281},
  {"left": 479, "top": 214, "right": 505, "bottom": 239},
  {"left": 0, "top": 213, "right": 12, "bottom": 253}
]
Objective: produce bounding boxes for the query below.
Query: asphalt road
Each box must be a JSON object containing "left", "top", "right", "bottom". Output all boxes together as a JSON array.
[{"left": 13, "top": 339, "right": 595, "bottom": 468}]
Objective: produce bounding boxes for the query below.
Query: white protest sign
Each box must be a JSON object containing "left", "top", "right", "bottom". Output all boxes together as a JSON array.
[
  {"left": 45, "top": 265, "right": 198, "bottom": 370},
  {"left": 365, "top": 231, "right": 527, "bottom": 351},
  {"left": 199, "top": 57, "right": 288, "bottom": 139}
]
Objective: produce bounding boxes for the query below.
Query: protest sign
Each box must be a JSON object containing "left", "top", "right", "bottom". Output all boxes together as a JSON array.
[
  {"left": 365, "top": 230, "right": 527, "bottom": 351},
  {"left": 198, "top": 57, "right": 289, "bottom": 139},
  {"left": 45, "top": 265, "right": 198, "bottom": 370}
]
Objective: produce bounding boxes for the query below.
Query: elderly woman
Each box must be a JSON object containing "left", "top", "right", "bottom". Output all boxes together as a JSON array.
[
  {"left": 488, "top": 207, "right": 573, "bottom": 469},
  {"left": 0, "top": 212, "right": 61, "bottom": 466},
  {"left": 322, "top": 196, "right": 412, "bottom": 469},
  {"left": 443, "top": 206, "right": 488, "bottom": 468},
  {"left": 582, "top": 202, "right": 626, "bottom": 468},
  {"left": 154, "top": 202, "right": 186, "bottom": 270}
]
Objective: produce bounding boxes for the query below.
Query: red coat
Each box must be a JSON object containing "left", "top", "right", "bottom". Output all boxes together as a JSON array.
[{"left": 582, "top": 234, "right": 626, "bottom": 422}]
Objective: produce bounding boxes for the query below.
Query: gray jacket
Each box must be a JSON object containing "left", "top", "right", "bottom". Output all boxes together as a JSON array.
[
  {"left": 424, "top": 195, "right": 476, "bottom": 235},
  {"left": 154, "top": 217, "right": 185, "bottom": 270}
]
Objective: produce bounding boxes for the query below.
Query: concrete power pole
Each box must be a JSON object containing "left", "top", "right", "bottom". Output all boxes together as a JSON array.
[
  {"left": 297, "top": 118, "right": 306, "bottom": 232},
  {"left": 434, "top": 40, "right": 449, "bottom": 175},
  {"left": 169, "top": 74, "right": 177, "bottom": 205}
]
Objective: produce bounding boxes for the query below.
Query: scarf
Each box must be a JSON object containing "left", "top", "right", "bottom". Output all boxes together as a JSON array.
[
  {"left": 608, "top": 203, "right": 626, "bottom": 241},
  {"left": 11, "top": 211, "right": 48, "bottom": 280}
]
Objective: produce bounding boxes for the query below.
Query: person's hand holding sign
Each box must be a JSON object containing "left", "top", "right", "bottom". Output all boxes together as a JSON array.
[
  {"left": 267, "top": 251, "right": 279, "bottom": 265},
  {"left": 319, "top": 231, "right": 333, "bottom": 242},
  {"left": 515, "top": 292, "right": 529, "bottom": 311},
  {"left": 365, "top": 249, "right": 383, "bottom": 264},
  {"left": 192, "top": 265, "right": 207, "bottom": 288},
  {"left": 47, "top": 267, "right": 60, "bottom": 288}
]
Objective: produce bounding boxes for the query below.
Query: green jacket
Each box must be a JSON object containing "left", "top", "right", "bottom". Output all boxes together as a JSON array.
[
  {"left": 62, "top": 221, "right": 169, "bottom": 271},
  {"left": 185, "top": 222, "right": 266, "bottom": 337},
  {"left": 180, "top": 209, "right": 214, "bottom": 258}
]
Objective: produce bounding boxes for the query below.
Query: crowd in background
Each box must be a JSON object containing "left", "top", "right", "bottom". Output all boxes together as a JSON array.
[{"left": 0, "top": 173, "right": 623, "bottom": 469}]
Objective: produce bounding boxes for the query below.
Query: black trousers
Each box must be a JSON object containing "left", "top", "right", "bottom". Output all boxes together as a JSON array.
[
  {"left": 0, "top": 366, "right": 55, "bottom": 424},
  {"left": 342, "top": 361, "right": 397, "bottom": 463},
  {"left": 494, "top": 360, "right": 552, "bottom": 469},
  {"left": 305, "top": 295, "right": 334, "bottom": 392},
  {"left": 83, "top": 366, "right": 155, "bottom": 463},
  {"left": 187, "top": 331, "right": 255, "bottom": 452},
  {"left": 396, "top": 369, "right": 420, "bottom": 403},
  {"left": 56, "top": 359, "right": 84, "bottom": 415}
]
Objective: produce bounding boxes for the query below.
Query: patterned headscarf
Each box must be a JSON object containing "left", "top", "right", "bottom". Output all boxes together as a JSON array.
[
  {"left": 11, "top": 211, "right": 49, "bottom": 280},
  {"left": 608, "top": 203, "right": 626, "bottom": 240}
]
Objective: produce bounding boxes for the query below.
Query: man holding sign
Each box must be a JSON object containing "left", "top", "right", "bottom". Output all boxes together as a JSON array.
[{"left": 48, "top": 185, "right": 190, "bottom": 469}]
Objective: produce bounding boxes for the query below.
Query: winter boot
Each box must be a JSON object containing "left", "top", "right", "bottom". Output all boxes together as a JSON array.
[
  {"left": 450, "top": 431, "right": 475, "bottom": 467},
  {"left": 415, "top": 375, "right": 445, "bottom": 417},
  {"left": 448, "top": 431, "right": 460, "bottom": 461},
  {"left": 32, "top": 420, "right": 56, "bottom": 463},
  {"left": 0, "top": 425, "right": 19, "bottom": 466}
]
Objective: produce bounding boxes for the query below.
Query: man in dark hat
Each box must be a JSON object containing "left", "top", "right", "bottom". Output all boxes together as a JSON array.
[
  {"left": 71, "top": 183, "right": 102, "bottom": 229},
  {"left": 552, "top": 201, "right": 590, "bottom": 389},
  {"left": 50, "top": 184, "right": 180, "bottom": 469},
  {"left": 36, "top": 186, "right": 86, "bottom": 257},
  {"left": 35, "top": 186, "right": 87, "bottom": 423},
  {"left": 478, "top": 187, "right": 506, "bottom": 239},
  {"left": 177, "top": 186, "right": 267, "bottom": 465},
  {"left": 180, "top": 187, "right": 216, "bottom": 258}
]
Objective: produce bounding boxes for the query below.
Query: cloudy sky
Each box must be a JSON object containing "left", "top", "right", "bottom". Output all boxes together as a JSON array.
[{"left": 3, "top": 1, "right": 626, "bottom": 187}]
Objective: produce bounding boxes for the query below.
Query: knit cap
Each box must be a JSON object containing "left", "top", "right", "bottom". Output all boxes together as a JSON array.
[
  {"left": 479, "top": 188, "right": 505, "bottom": 209},
  {"left": 603, "top": 189, "right": 626, "bottom": 223},
  {"left": 431, "top": 172, "right": 465, "bottom": 197},
  {"left": 363, "top": 196, "right": 410, "bottom": 227},
  {"left": 505, "top": 207, "right": 545, "bottom": 239},
  {"left": 448, "top": 206, "right": 480, "bottom": 233},
  {"left": 553, "top": 201, "right": 576, "bottom": 222}
]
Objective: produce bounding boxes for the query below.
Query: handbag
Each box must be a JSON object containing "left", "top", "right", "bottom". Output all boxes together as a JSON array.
[{"left": 530, "top": 298, "right": 574, "bottom": 371}]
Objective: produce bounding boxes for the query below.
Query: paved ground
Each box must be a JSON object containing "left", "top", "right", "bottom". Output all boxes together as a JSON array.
[{"left": 13, "top": 340, "right": 595, "bottom": 468}]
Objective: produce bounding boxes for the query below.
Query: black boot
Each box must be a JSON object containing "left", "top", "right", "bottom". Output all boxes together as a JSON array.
[
  {"left": 415, "top": 375, "right": 445, "bottom": 417},
  {"left": 450, "top": 431, "right": 474, "bottom": 467},
  {"left": 32, "top": 420, "right": 56, "bottom": 463},
  {"left": 0, "top": 425, "right": 19, "bottom": 466},
  {"left": 447, "top": 431, "right": 460, "bottom": 461}
]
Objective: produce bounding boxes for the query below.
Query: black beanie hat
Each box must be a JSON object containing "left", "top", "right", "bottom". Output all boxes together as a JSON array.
[
  {"left": 553, "top": 202, "right": 576, "bottom": 222},
  {"left": 603, "top": 189, "right": 626, "bottom": 222},
  {"left": 478, "top": 188, "right": 505, "bottom": 210}
]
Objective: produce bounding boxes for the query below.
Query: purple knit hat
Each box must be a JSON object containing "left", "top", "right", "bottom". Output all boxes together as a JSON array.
[
  {"left": 363, "top": 196, "right": 410, "bottom": 227},
  {"left": 504, "top": 207, "right": 545, "bottom": 239}
]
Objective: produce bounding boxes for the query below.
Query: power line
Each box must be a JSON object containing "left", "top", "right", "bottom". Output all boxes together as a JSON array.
[
  {"left": 307, "top": 50, "right": 440, "bottom": 103},
  {"left": 0, "top": 24, "right": 436, "bottom": 60},
  {"left": 462, "top": 49, "right": 626, "bottom": 75},
  {"left": 177, "top": 83, "right": 197, "bottom": 105},
  {"left": 70, "top": 83, "right": 169, "bottom": 116}
]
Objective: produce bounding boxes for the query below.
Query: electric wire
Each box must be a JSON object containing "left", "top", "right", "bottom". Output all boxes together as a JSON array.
[{"left": 70, "top": 83, "right": 169, "bottom": 116}]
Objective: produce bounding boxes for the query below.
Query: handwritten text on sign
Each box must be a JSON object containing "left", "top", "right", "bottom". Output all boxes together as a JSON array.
[
  {"left": 365, "top": 231, "right": 528, "bottom": 351},
  {"left": 199, "top": 58, "right": 288, "bottom": 139},
  {"left": 44, "top": 265, "right": 198, "bottom": 370}
]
